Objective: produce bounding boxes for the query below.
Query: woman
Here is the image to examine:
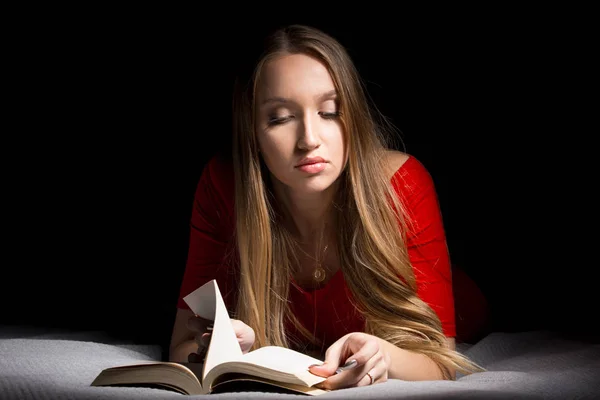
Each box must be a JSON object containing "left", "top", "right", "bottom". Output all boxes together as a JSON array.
[{"left": 169, "top": 24, "right": 483, "bottom": 389}]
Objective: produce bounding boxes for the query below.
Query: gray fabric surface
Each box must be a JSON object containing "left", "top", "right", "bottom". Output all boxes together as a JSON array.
[{"left": 1, "top": 326, "right": 599, "bottom": 399}]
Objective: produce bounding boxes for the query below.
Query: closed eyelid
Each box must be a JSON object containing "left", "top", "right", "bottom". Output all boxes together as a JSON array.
[{"left": 266, "top": 108, "right": 335, "bottom": 117}]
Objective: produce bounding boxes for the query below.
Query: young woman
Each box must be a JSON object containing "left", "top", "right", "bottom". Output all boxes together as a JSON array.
[{"left": 169, "top": 24, "right": 483, "bottom": 390}]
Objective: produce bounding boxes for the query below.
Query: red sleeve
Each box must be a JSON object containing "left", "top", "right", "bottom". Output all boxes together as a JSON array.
[
  {"left": 391, "top": 156, "right": 456, "bottom": 338},
  {"left": 176, "top": 153, "right": 238, "bottom": 311}
]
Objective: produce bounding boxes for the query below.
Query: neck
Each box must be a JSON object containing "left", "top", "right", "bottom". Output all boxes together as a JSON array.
[{"left": 272, "top": 180, "right": 338, "bottom": 243}]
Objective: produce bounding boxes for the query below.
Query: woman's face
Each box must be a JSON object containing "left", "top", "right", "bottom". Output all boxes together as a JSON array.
[{"left": 255, "top": 53, "right": 346, "bottom": 195}]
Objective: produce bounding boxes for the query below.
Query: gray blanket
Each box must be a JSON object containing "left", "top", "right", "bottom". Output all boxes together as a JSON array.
[{"left": 1, "top": 326, "right": 599, "bottom": 399}]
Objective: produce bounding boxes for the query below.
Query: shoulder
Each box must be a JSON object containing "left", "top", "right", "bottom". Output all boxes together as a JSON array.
[
  {"left": 202, "top": 151, "right": 234, "bottom": 177},
  {"left": 383, "top": 149, "right": 410, "bottom": 179},
  {"left": 201, "top": 151, "right": 234, "bottom": 185},
  {"left": 383, "top": 150, "right": 436, "bottom": 197},
  {"left": 383, "top": 149, "right": 431, "bottom": 183},
  {"left": 196, "top": 151, "right": 235, "bottom": 206}
]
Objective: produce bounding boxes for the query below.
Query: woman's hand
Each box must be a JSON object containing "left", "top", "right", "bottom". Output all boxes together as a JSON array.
[
  {"left": 309, "top": 332, "right": 391, "bottom": 390},
  {"left": 230, "top": 319, "right": 256, "bottom": 353},
  {"left": 186, "top": 316, "right": 255, "bottom": 363}
]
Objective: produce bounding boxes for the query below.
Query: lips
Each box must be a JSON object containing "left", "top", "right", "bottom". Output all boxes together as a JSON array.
[{"left": 295, "top": 157, "right": 327, "bottom": 167}]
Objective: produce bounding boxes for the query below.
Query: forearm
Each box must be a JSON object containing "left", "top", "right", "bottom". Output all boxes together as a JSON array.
[{"left": 378, "top": 338, "right": 448, "bottom": 381}]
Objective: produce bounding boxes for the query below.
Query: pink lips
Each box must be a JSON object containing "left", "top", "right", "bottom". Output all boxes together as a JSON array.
[{"left": 295, "top": 157, "right": 328, "bottom": 174}]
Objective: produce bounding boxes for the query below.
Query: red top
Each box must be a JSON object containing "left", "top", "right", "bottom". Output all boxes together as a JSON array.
[{"left": 177, "top": 153, "right": 456, "bottom": 349}]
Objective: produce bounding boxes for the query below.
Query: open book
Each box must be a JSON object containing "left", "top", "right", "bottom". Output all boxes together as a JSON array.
[{"left": 90, "top": 280, "right": 328, "bottom": 395}]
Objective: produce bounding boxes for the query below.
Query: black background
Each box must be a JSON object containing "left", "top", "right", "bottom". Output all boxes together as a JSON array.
[{"left": 3, "top": 6, "right": 595, "bottom": 349}]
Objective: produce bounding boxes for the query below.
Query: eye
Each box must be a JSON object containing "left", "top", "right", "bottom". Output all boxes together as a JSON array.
[
  {"left": 320, "top": 111, "right": 341, "bottom": 119},
  {"left": 267, "top": 116, "right": 293, "bottom": 126}
]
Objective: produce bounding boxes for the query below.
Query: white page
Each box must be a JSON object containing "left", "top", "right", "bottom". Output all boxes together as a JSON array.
[
  {"left": 241, "top": 346, "right": 323, "bottom": 374},
  {"left": 183, "top": 280, "right": 243, "bottom": 381}
]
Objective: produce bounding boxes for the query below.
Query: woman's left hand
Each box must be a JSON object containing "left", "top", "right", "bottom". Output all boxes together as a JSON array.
[{"left": 308, "top": 332, "right": 391, "bottom": 390}]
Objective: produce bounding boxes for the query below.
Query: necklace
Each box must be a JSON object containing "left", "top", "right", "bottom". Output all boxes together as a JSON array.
[
  {"left": 312, "top": 224, "right": 330, "bottom": 283},
  {"left": 313, "top": 244, "right": 328, "bottom": 283},
  {"left": 292, "top": 224, "right": 331, "bottom": 285}
]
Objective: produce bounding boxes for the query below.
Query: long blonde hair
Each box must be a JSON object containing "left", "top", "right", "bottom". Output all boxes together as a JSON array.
[{"left": 231, "top": 24, "right": 483, "bottom": 379}]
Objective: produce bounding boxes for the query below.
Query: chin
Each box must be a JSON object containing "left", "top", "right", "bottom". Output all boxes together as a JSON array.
[{"left": 295, "top": 177, "right": 337, "bottom": 194}]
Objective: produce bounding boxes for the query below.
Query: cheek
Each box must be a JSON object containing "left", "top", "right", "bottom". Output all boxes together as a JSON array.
[
  {"left": 257, "top": 131, "right": 295, "bottom": 164},
  {"left": 326, "top": 125, "right": 347, "bottom": 163}
]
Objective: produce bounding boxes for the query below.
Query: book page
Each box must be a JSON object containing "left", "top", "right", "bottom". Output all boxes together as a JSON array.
[
  {"left": 241, "top": 346, "right": 326, "bottom": 386},
  {"left": 241, "top": 346, "right": 323, "bottom": 375},
  {"left": 183, "top": 280, "right": 243, "bottom": 381}
]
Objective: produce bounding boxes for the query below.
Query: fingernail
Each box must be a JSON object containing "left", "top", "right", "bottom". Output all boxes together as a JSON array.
[
  {"left": 335, "top": 359, "right": 357, "bottom": 374},
  {"left": 308, "top": 363, "right": 323, "bottom": 368},
  {"left": 200, "top": 336, "right": 210, "bottom": 347}
]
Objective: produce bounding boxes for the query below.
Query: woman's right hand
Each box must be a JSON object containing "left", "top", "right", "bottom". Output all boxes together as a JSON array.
[{"left": 186, "top": 315, "right": 256, "bottom": 363}]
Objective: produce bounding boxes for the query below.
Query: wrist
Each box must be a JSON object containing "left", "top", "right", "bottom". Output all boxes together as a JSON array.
[{"left": 377, "top": 337, "right": 445, "bottom": 381}]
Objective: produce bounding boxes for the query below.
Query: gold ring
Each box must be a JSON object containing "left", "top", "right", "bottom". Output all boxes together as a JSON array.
[{"left": 366, "top": 372, "right": 374, "bottom": 385}]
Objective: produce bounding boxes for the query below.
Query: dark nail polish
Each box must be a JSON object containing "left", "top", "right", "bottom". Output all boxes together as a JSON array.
[{"left": 335, "top": 359, "right": 357, "bottom": 374}]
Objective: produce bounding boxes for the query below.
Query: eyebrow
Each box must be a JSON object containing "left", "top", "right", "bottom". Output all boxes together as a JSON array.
[{"left": 260, "top": 89, "right": 338, "bottom": 106}]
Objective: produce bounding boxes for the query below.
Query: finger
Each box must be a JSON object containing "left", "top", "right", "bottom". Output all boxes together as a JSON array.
[
  {"left": 356, "top": 369, "right": 377, "bottom": 387},
  {"left": 353, "top": 349, "right": 389, "bottom": 388},
  {"left": 230, "top": 319, "right": 256, "bottom": 352},
  {"left": 230, "top": 319, "right": 245, "bottom": 338},
  {"left": 201, "top": 332, "right": 212, "bottom": 347},
  {"left": 321, "top": 336, "right": 379, "bottom": 387},
  {"left": 187, "top": 346, "right": 207, "bottom": 363},
  {"left": 323, "top": 348, "right": 383, "bottom": 390},
  {"left": 186, "top": 315, "right": 213, "bottom": 333},
  {"left": 195, "top": 332, "right": 212, "bottom": 348},
  {"left": 342, "top": 336, "right": 379, "bottom": 367},
  {"left": 308, "top": 337, "right": 346, "bottom": 377},
  {"left": 320, "top": 360, "right": 368, "bottom": 389}
]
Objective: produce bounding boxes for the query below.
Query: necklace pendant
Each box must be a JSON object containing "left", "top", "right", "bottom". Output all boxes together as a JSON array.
[{"left": 313, "top": 267, "right": 326, "bottom": 283}]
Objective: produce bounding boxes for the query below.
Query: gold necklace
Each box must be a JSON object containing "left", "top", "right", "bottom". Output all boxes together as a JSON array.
[
  {"left": 313, "top": 244, "right": 328, "bottom": 283},
  {"left": 312, "top": 223, "right": 329, "bottom": 283}
]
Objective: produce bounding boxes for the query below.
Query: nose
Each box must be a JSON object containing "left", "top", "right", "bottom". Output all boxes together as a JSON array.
[{"left": 297, "top": 115, "right": 321, "bottom": 151}]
